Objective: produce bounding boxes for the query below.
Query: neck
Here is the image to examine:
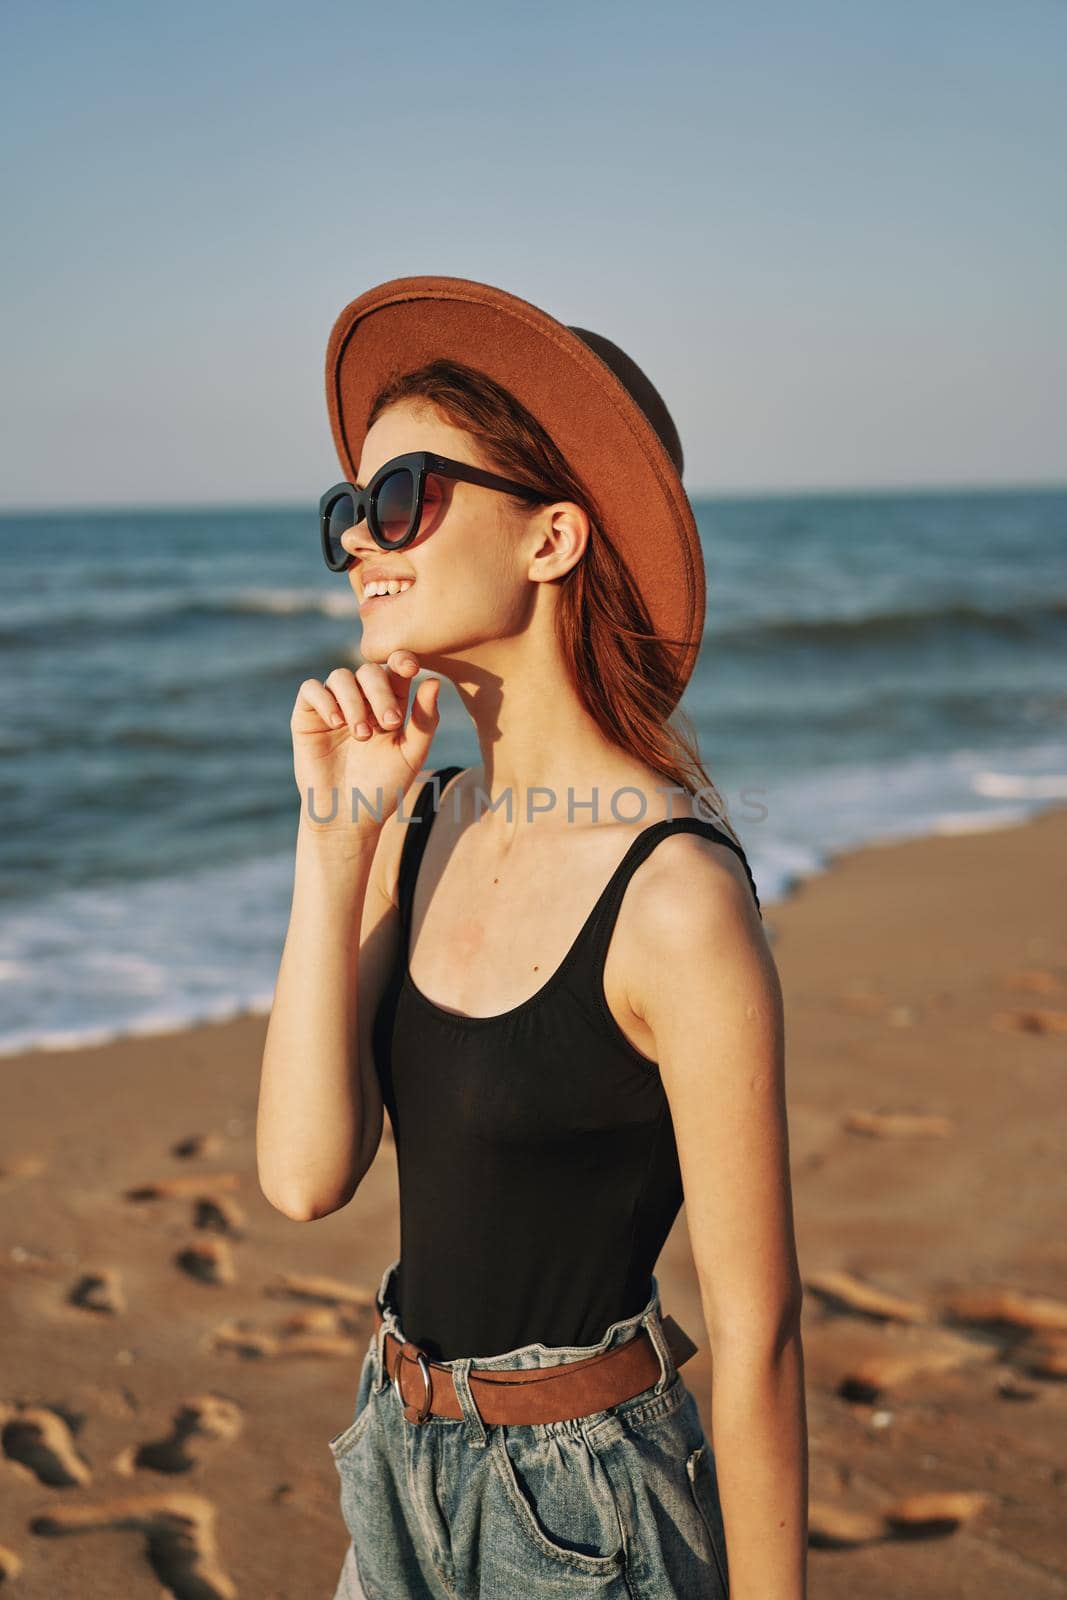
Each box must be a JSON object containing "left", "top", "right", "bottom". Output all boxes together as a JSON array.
[{"left": 430, "top": 632, "right": 673, "bottom": 833}]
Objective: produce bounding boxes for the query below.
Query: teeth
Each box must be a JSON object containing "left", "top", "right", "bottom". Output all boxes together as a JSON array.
[{"left": 364, "top": 579, "right": 413, "bottom": 598}]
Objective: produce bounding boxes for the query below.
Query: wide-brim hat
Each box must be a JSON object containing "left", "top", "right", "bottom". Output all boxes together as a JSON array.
[{"left": 324, "top": 274, "right": 705, "bottom": 707}]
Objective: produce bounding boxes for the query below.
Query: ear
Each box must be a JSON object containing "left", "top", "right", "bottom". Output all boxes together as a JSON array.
[{"left": 527, "top": 501, "right": 589, "bottom": 583}]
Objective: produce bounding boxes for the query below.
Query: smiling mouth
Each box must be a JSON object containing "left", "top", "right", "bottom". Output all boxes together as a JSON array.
[{"left": 360, "top": 586, "right": 414, "bottom": 610}]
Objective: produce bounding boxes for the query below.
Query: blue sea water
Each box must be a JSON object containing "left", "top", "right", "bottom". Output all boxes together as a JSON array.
[{"left": 1, "top": 486, "right": 1065, "bottom": 1055}]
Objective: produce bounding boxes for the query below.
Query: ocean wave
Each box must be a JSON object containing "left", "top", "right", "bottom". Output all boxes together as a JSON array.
[
  {"left": 0, "top": 993, "right": 276, "bottom": 1059},
  {"left": 4, "top": 742, "right": 1066, "bottom": 1057},
  {"left": 225, "top": 588, "right": 362, "bottom": 618},
  {"left": 3, "top": 589, "right": 1066, "bottom": 651},
  {"left": 706, "top": 597, "right": 1067, "bottom": 649},
  {"left": 0, "top": 586, "right": 362, "bottom": 645},
  {"left": 972, "top": 771, "right": 1067, "bottom": 800}
]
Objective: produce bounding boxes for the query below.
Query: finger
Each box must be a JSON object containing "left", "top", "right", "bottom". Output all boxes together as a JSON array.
[
  {"left": 324, "top": 667, "right": 373, "bottom": 736},
  {"left": 354, "top": 658, "right": 415, "bottom": 732},
  {"left": 399, "top": 677, "right": 442, "bottom": 771},
  {"left": 293, "top": 678, "right": 346, "bottom": 731},
  {"left": 383, "top": 650, "right": 422, "bottom": 719},
  {"left": 363, "top": 649, "right": 421, "bottom": 700}
]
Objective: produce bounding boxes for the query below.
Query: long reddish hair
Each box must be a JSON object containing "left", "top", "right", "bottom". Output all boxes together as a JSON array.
[{"left": 367, "top": 358, "right": 742, "bottom": 845}]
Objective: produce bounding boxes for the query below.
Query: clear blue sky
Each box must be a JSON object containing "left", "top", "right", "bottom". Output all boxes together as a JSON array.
[{"left": 2, "top": 0, "right": 1064, "bottom": 509}]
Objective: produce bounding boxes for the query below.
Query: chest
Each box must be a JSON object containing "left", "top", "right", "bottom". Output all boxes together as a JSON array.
[{"left": 404, "top": 825, "right": 653, "bottom": 1059}]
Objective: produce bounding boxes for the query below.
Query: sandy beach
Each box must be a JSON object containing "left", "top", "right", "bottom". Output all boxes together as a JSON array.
[{"left": 2, "top": 804, "right": 1066, "bottom": 1599}]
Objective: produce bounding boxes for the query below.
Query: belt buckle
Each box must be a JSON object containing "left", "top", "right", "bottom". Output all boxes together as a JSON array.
[{"left": 393, "top": 1339, "right": 434, "bottom": 1425}]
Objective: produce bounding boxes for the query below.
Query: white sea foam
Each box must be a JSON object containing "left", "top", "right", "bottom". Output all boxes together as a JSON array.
[
  {"left": 0, "top": 585, "right": 360, "bottom": 634},
  {"left": 931, "top": 807, "right": 1033, "bottom": 835},
  {"left": 0, "top": 854, "right": 290, "bottom": 1058},
  {"left": 3, "top": 737, "right": 1065, "bottom": 1058},
  {"left": 972, "top": 771, "right": 1067, "bottom": 800},
  {"left": 228, "top": 587, "right": 360, "bottom": 618}
]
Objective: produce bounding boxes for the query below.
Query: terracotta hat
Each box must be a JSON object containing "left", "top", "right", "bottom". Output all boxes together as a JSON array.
[{"left": 324, "top": 274, "right": 705, "bottom": 706}]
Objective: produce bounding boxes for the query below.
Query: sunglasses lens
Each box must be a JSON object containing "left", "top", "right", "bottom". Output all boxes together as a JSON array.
[
  {"left": 325, "top": 491, "right": 357, "bottom": 569},
  {"left": 374, "top": 469, "right": 417, "bottom": 546}
]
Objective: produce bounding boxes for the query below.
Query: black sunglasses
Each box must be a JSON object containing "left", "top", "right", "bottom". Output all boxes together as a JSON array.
[{"left": 319, "top": 451, "right": 548, "bottom": 571}]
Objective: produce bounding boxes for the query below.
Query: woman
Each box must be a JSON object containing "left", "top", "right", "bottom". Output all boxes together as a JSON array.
[{"left": 257, "top": 276, "right": 808, "bottom": 1599}]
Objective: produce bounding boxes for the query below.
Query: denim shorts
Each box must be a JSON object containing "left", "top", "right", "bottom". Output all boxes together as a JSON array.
[{"left": 328, "top": 1258, "right": 729, "bottom": 1599}]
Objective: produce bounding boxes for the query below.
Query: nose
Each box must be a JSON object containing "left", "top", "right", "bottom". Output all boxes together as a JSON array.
[{"left": 340, "top": 524, "right": 371, "bottom": 558}]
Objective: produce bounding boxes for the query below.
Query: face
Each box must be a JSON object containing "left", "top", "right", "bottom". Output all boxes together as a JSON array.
[{"left": 340, "top": 401, "right": 583, "bottom": 672}]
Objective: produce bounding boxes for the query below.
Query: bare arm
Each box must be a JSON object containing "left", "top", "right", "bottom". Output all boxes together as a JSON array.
[
  {"left": 256, "top": 649, "right": 440, "bottom": 1221},
  {"left": 256, "top": 820, "right": 390, "bottom": 1219},
  {"left": 629, "top": 835, "right": 808, "bottom": 1600}
]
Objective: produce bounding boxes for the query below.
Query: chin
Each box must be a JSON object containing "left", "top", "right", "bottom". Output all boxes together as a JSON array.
[{"left": 358, "top": 623, "right": 435, "bottom": 662}]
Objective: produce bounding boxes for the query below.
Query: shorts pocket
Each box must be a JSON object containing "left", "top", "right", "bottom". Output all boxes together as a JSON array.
[
  {"left": 328, "top": 1342, "right": 378, "bottom": 1462},
  {"left": 687, "top": 1444, "right": 730, "bottom": 1596},
  {"left": 328, "top": 1394, "right": 376, "bottom": 1462},
  {"left": 488, "top": 1426, "right": 626, "bottom": 1578}
]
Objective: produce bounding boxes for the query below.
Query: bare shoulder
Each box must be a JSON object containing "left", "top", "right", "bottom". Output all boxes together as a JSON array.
[
  {"left": 629, "top": 825, "right": 762, "bottom": 945},
  {"left": 615, "top": 825, "right": 771, "bottom": 1033},
  {"left": 618, "top": 825, "right": 779, "bottom": 1059}
]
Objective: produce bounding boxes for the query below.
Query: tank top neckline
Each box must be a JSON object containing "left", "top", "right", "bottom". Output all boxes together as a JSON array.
[{"left": 400, "top": 765, "right": 755, "bottom": 1031}]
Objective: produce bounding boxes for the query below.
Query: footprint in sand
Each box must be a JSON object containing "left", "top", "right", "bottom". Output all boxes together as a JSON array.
[
  {"left": 943, "top": 1287, "right": 1067, "bottom": 1377},
  {"left": 113, "top": 1394, "right": 244, "bottom": 1477},
  {"left": 126, "top": 1172, "right": 242, "bottom": 1202},
  {"left": 1, "top": 1403, "right": 92, "bottom": 1487},
  {"left": 0, "top": 1543, "right": 23, "bottom": 1581},
  {"left": 171, "top": 1132, "right": 225, "bottom": 1160},
  {"left": 1014, "top": 1335, "right": 1067, "bottom": 1379},
  {"left": 809, "top": 1490, "right": 991, "bottom": 1549},
  {"left": 885, "top": 1490, "right": 993, "bottom": 1539},
  {"left": 842, "top": 1108, "right": 954, "bottom": 1139},
  {"left": 264, "top": 1271, "right": 377, "bottom": 1309},
  {"left": 126, "top": 1172, "right": 247, "bottom": 1240},
  {"left": 805, "top": 1269, "right": 928, "bottom": 1324},
  {"left": 30, "top": 1491, "right": 236, "bottom": 1600},
  {"left": 835, "top": 1329, "right": 991, "bottom": 1403},
  {"left": 812, "top": 1272, "right": 1067, "bottom": 1385},
  {"left": 943, "top": 1286, "right": 1067, "bottom": 1335},
  {"left": 193, "top": 1194, "right": 246, "bottom": 1237},
  {"left": 807, "top": 1501, "right": 886, "bottom": 1548},
  {"left": 991, "top": 1006, "right": 1067, "bottom": 1034},
  {"left": 68, "top": 1267, "right": 126, "bottom": 1315},
  {"left": 211, "top": 1304, "right": 366, "bottom": 1359},
  {"left": 176, "top": 1239, "right": 236, "bottom": 1286}
]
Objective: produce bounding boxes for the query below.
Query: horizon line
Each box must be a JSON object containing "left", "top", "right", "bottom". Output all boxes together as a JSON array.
[{"left": 1, "top": 476, "right": 1065, "bottom": 519}]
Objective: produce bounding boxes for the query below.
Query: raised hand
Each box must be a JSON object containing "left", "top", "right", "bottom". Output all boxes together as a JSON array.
[{"left": 290, "top": 650, "right": 441, "bottom": 836}]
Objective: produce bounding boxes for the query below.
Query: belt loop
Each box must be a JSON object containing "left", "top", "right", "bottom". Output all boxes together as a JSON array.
[
  {"left": 373, "top": 1258, "right": 399, "bottom": 1394},
  {"left": 374, "top": 1322, "right": 391, "bottom": 1394},
  {"left": 451, "top": 1359, "right": 488, "bottom": 1449},
  {"left": 642, "top": 1308, "right": 677, "bottom": 1395}
]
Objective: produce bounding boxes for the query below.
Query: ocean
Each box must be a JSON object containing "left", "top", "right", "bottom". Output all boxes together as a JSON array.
[{"left": 1, "top": 486, "right": 1064, "bottom": 1056}]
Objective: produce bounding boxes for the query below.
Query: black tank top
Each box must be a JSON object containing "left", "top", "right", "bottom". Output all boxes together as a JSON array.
[{"left": 372, "top": 765, "right": 762, "bottom": 1362}]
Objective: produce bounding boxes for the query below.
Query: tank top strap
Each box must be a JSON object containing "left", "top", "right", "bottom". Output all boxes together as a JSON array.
[
  {"left": 396, "top": 766, "right": 465, "bottom": 940},
  {"left": 572, "top": 815, "right": 763, "bottom": 993}
]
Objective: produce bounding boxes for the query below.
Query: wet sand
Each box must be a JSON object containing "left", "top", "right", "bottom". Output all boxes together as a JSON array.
[{"left": 2, "top": 805, "right": 1066, "bottom": 1597}]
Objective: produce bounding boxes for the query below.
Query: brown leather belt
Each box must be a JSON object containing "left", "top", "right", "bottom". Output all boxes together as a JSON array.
[{"left": 373, "top": 1298, "right": 699, "bottom": 1426}]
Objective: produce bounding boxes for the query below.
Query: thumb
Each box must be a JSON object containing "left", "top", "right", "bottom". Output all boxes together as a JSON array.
[{"left": 400, "top": 676, "right": 441, "bottom": 769}]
